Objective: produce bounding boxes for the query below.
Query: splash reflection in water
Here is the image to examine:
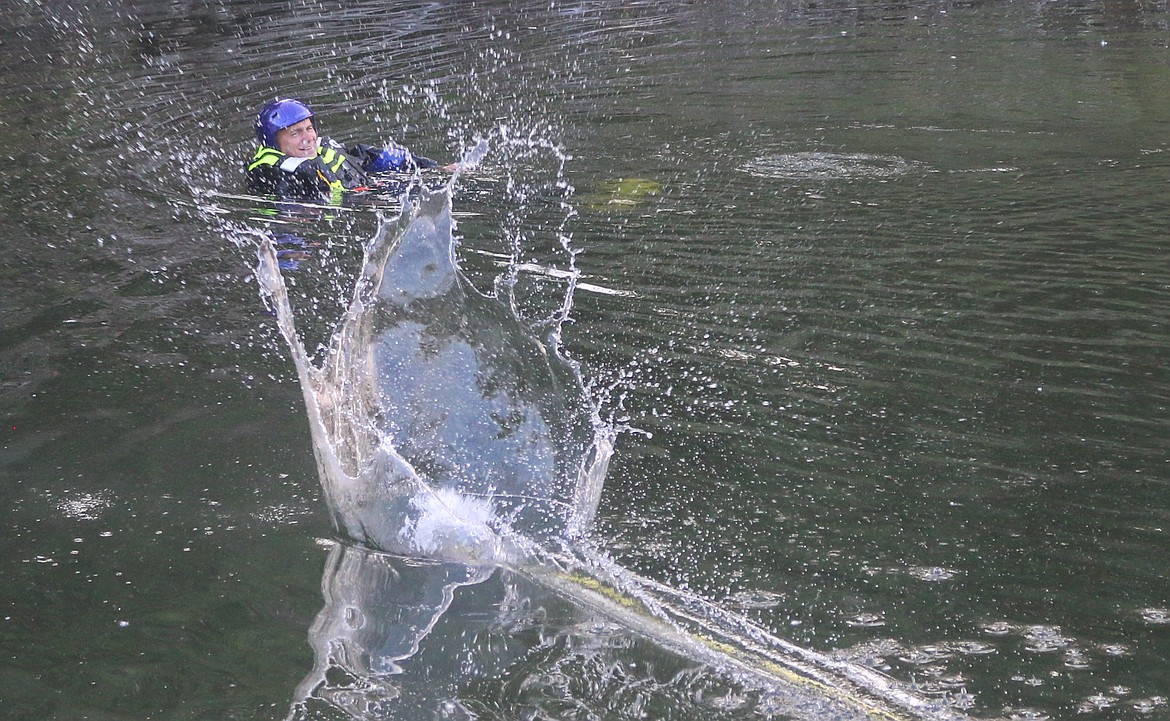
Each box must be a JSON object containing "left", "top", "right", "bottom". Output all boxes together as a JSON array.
[{"left": 286, "top": 539, "right": 967, "bottom": 721}]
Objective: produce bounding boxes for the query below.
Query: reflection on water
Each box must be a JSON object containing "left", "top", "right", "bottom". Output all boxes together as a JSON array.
[
  {"left": 289, "top": 538, "right": 968, "bottom": 721},
  {"left": 288, "top": 542, "right": 720, "bottom": 720},
  {"left": 288, "top": 542, "right": 493, "bottom": 719}
]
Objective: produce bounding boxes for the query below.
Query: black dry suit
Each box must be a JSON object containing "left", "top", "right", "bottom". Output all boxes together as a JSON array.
[{"left": 245, "top": 137, "right": 436, "bottom": 202}]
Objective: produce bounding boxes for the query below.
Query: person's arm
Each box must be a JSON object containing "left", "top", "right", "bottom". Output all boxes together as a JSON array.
[{"left": 349, "top": 142, "right": 440, "bottom": 173}]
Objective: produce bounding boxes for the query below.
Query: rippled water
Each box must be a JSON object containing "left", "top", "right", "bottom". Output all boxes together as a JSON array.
[{"left": 3, "top": 1, "right": 1170, "bottom": 719}]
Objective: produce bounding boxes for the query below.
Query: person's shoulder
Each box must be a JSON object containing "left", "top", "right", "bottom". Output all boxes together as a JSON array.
[
  {"left": 319, "top": 137, "right": 348, "bottom": 151},
  {"left": 245, "top": 160, "right": 283, "bottom": 193}
]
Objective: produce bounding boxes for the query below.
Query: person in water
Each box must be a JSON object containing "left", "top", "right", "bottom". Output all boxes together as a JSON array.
[{"left": 246, "top": 97, "right": 442, "bottom": 201}]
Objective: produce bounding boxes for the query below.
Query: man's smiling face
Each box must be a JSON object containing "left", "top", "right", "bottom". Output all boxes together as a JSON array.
[{"left": 277, "top": 117, "right": 318, "bottom": 158}]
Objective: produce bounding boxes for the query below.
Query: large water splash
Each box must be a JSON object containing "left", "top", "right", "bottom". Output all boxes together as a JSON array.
[{"left": 255, "top": 142, "right": 611, "bottom": 564}]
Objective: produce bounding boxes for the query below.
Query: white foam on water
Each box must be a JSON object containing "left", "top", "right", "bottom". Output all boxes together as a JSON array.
[{"left": 400, "top": 487, "right": 504, "bottom": 563}]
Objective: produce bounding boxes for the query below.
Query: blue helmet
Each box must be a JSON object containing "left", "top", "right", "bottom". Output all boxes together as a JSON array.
[{"left": 255, "top": 98, "right": 314, "bottom": 148}]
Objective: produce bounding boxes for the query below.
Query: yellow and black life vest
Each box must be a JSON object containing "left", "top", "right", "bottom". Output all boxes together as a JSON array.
[{"left": 247, "top": 141, "right": 368, "bottom": 202}]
